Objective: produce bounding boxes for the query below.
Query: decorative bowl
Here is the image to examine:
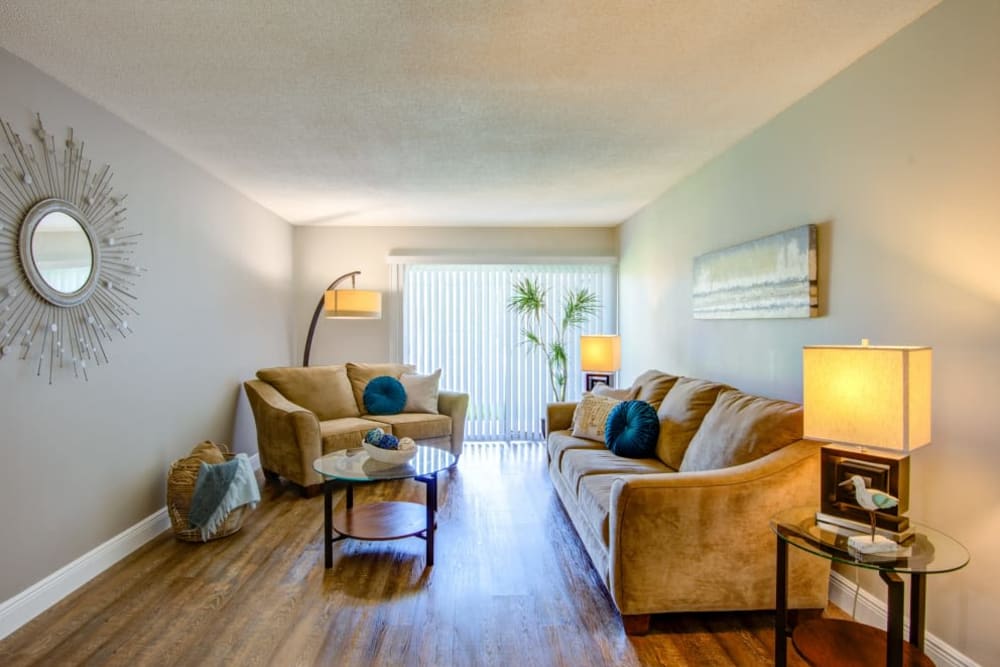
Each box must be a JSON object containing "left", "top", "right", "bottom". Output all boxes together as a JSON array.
[{"left": 361, "top": 440, "right": 417, "bottom": 465}]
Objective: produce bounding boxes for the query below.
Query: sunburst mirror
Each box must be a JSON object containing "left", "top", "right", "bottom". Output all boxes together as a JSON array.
[{"left": 0, "top": 114, "right": 143, "bottom": 383}]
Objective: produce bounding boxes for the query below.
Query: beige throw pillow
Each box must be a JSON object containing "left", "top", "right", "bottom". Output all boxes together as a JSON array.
[
  {"left": 400, "top": 369, "right": 441, "bottom": 413},
  {"left": 257, "top": 365, "right": 360, "bottom": 420},
  {"left": 654, "top": 377, "right": 729, "bottom": 469},
  {"left": 571, "top": 394, "right": 622, "bottom": 442},
  {"left": 590, "top": 383, "right": 638, "bottom": 401},
  {"left": 679, "top": 389, "right": 803, "bottom": 472}
]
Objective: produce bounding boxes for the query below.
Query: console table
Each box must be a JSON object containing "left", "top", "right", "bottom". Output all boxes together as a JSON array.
[{"left": 771, "top": 506, "right": 969, "bottom": 667}]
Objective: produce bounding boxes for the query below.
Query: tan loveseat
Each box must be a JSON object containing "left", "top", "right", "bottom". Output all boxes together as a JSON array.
[
  {"left": 546, "top": 370, "right": 828, "bottom": 634},
  {"left": 244, "top": 363, "right": 469, "bottom": 494}
]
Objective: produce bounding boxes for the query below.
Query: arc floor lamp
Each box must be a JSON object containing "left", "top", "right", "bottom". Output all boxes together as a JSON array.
[{"left": 302, "top": 270, "right": 382, "bottom": 366}]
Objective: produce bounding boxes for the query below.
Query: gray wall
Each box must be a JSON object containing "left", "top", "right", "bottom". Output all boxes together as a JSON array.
[
  {"left": 293, "top": 225, "right": 617, "bottom": 365},
  {"left": 0, "top": 50, "right": 294, "bottom": 601},
  {"left": 618, "top": 0, "right": 998, "bottom": 661}
]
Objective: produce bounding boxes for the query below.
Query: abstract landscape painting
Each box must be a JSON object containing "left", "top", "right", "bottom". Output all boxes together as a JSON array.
[{"left": 692, "top": 224, "right": 817, "bottom": 319}]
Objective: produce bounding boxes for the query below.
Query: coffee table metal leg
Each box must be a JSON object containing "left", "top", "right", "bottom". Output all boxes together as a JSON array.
[
  {"left": 416, "top": 472, "right": 438, "bottom": 566},
  {"left": 324, "top": 479, "right": 334, "bottom": 569}
]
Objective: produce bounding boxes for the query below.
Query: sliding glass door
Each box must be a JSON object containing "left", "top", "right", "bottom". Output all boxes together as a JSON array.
[{"left": 399, "top": 263, "right": 616, "bottom": 441}]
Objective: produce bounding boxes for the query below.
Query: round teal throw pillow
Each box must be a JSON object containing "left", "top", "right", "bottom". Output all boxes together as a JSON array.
[
  {"left": 363, "top": 376, "right": 407, "bottom": 415},
  {"left": 605, "top": 400, "right": 660, "bottom": 458}
]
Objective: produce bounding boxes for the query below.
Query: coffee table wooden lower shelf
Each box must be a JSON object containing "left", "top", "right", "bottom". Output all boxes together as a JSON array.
[
  {"left": 333, "top": 501, "right": 428, "bottom": 541},
  {"left": 793, "top": 619, "right": 933, "bottom": 667}
]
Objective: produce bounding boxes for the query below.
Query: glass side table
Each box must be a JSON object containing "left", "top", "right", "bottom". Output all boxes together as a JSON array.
[
  {"left": 314, "top": 445, "right": 456, "bottom": 568},
  {"left": 771, "top": 506, "right": 969, "bottom": 667}
]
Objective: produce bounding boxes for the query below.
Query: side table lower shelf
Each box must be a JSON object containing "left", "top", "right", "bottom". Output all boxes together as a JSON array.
[{"left": 793, "top": 619, "right": 933, "bottom": 667}]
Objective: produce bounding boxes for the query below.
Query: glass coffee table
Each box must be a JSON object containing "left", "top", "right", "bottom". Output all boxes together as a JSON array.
[
  {"left": 313, "top": 445, "right": 456, "bottom": 568},
  {"left": 771, "top": 506, "right": 969, "bottom": 667}
]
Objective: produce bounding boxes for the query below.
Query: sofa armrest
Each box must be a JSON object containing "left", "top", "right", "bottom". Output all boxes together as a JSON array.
[
  {"left": 607, "top": 439, "right": 828, "bottom": 614},
  {"left": 546, "top": 402, "right": 578, "bottom": 436},
  {"left": 243, "top": 379, "right": 323, "bottom": 486},
  {"left": 437, "top": 390, "right": 469, "bottom": 458}
]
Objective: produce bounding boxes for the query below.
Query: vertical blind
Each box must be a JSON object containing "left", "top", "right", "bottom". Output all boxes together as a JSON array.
[{"left": 399, "top": 263, "right": 616, "bottom": 441}]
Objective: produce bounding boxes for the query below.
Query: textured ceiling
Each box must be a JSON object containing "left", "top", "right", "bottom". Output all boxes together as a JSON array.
[{"left": 0, "top": 1, "right": 938, "bottom": 227}]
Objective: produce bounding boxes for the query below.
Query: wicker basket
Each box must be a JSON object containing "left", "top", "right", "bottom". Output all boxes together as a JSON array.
[{"left": 167, "top": 441, "right": 250, "bottom": 542}]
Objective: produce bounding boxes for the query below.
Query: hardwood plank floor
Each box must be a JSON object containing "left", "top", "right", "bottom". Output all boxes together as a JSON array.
[{"left": 0, "top": 442, "right": 828, "bottom": 666}]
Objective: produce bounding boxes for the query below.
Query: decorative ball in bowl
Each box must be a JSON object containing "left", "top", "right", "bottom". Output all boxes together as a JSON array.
[{"left": 361, "top": 438, "right": 417, "bottom": 465}]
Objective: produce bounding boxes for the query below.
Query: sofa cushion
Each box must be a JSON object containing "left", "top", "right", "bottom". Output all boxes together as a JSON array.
[
  {"left": 605, "top": 400, "right": 660, "bottom": 458},
  {"left": 400, "top": 369, "right": 441, "bottom": 413},
  {"left": 679, "top": 389, "right": 803, "bottom": 472},
  {"left": 576, "top": 473, "right": 620, "bottom": 545},
  {"left": 257, "top": 365, "right": 360, "bottom": 420},
  {"left": 655, "top": 377, "right": 729, "bottom": 469},
  {"left": 369, "top": 413, "right": 452, "bottom": 441},
  {"left": 363, "top": 375, "right": 407, "bottom": 414},
  {"left": 346, "top": 362, "right": 415, "bottom": 410},
  {"left": 320, "top": 417, "right": 390, "bottom": 453},
  {"left": 547, "top": 431, "right": 605, "bottom": 468},
  {"left": 561, "top": 448, "right": 671, "bottom": 494},
  {"left": 570, "top": 394, "right": 622, "bottom": 442},
  {"left": 631, "top": 370, "right": 680, "bottom": 409}
]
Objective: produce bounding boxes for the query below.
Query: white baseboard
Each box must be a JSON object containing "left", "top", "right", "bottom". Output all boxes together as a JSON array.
[
  {"left": 829, "top": 571, "right": 979, "bottom": 667},
  {"left": 0, "top": 507, "right": 170, "bottom": 640},
  {"left": 0, "top": 452, "right": 261, "bottom": 641}
]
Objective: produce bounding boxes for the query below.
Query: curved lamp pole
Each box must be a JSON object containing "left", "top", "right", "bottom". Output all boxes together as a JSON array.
[{"left": 302, "top": 270, "right": 376, "bottom": 367}]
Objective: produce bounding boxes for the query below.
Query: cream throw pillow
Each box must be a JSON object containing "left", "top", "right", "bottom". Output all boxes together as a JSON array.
[
  {"left": 571, "top": 394, "right": 622, "bottom": 442},
  {"left": 590, "top": 383, "right": 639, "bottom": 401},
  {"left": 400, "top": 369, "right": 441, "bottom": 414}
]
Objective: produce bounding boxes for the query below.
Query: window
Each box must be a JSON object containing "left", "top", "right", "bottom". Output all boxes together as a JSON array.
[{"left": 395, "top": 261, "right": 616, "bottom": 441}]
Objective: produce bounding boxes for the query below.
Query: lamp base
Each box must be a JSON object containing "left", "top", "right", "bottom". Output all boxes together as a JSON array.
[{"left": 584, "top": 373, "right": 613, "bottom": 391}]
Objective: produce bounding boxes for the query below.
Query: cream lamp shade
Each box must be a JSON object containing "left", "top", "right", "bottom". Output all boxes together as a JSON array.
[
  {"left": 580, "top": 335, "right": 622, "bottom": 373},
  {"left": 324, "top": 289, "right": 382, "bottom": 319},
  {"left": 802, "top": 344, "right": 932, "bottom": 452}
]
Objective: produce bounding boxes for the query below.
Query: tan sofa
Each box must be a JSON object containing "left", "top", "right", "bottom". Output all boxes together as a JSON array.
[
  {"left": 244, "top": 363, "right": 469, "bottom": 494},
  {"left": 546, "top": 370, "right": 829, "bottom": 634}
]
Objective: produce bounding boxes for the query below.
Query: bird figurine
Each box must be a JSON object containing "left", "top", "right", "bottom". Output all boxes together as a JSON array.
[{"left": 839, "top": 475, "right": 901, "bottom": 553}]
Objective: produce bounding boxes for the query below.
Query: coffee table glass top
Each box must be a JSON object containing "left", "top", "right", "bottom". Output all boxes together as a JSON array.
[
  {"left": 313, "top": 445, "right": 456, "bottom": 482},
  {"left": 771, "top": 506, "right": 969, "bottom": 575}
]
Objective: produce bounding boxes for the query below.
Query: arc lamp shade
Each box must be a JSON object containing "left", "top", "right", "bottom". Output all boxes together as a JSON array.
[{"left": 324, "top": 289, "right": 382, "bottom": 319}]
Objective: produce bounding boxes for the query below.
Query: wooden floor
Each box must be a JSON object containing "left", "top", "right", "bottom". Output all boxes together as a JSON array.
[{"left": 0, "top": 442, "right": 827, "bottom": 666}]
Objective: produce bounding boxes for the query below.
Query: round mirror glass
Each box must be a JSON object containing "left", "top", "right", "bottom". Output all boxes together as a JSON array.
[{"left": 30, "top": 210, "right": 93, "bottom": 294}]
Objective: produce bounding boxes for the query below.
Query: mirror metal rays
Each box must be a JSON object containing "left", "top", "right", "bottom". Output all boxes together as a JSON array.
[{"left": 0, "top": 114, "right": 143, "bottom": 382}]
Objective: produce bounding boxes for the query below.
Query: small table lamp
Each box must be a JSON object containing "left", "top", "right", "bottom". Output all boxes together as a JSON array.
[
  {"left": 803, "top": 342, "right": 932, "bottom": 548},
  {"left": 580, "top": 334, "right": 621, "bottom": 391}
]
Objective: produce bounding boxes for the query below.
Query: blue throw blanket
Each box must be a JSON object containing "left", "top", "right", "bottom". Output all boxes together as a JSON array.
[{"left": 188, "top": 454, "right": 260, "bottom": 541}]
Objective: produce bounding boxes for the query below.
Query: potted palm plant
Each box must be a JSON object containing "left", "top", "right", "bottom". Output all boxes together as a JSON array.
[{"left": 508, "top": 278, "right": 600, "bottom": 402}]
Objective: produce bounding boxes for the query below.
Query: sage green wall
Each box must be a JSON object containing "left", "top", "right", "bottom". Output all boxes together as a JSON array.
[
  {"left": 0, "top": 50, "right": 294, "bottom": 602},
  {"left": 618, "top": 0, "right": 998, "bottom": 661},
  {"left": 294, "top": 225, "right": 617, "bottom": 365}
]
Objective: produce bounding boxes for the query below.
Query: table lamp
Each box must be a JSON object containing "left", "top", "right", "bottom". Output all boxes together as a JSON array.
[
  {"left": 802, "top": 342, "right": 932, "bottom": 549},
  {"left": 580, "top": 334, "right": 621, "bottom": 391}
]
